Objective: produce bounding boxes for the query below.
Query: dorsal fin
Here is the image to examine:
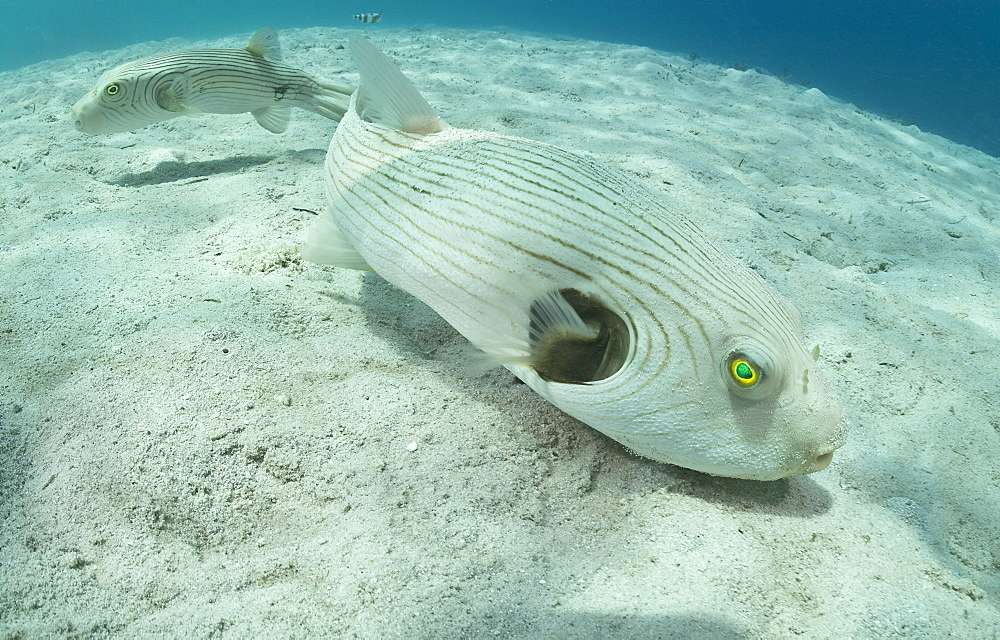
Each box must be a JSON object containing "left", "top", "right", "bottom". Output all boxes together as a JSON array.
[
  {"left": 246, "top": 27, "right": 282, "bottom": 61},
  {"left": 348, "top": 36, "right": 448, "bottom": 134}
]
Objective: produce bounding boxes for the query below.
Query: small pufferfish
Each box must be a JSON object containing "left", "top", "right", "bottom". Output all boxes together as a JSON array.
[
  {"left": 71, "top": 27, "right": 354, "bottom": 135},
  {"left": 304, "top": 37, "right": 848, "bottom": 480},
  {"left": 353, "top": 11, "right": 383, "bottom": 23}
]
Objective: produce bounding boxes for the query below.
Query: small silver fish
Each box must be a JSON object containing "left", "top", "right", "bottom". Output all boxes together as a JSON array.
[
  {"left": 353, "top": 11, "right": 383, "bottom": 24},
  {"left": 304, "top": 37, "right": 847, "bottom": 480},
  {"left": 72, "top": 27, "right": 354, "bottom": 134}
]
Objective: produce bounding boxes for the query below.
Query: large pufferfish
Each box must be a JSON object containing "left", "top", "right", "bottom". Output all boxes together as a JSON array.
[{"left": 303, "top": 37, "right": 847, "bottom": 480}]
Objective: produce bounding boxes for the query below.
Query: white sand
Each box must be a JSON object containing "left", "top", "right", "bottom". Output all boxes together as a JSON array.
[{"left": 2, "top": 26, "right": 998, "bottom": 637}]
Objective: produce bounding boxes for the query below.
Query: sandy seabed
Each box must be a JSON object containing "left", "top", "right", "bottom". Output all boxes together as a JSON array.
[{"left": 1, "top": 25, "right": 998, "bottom": 638}]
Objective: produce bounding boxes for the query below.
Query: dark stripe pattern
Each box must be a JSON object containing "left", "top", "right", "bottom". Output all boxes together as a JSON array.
[
  {"left": 77, "top": 49, "right": 351, "bottom": 132},
  {"left": 320, "top": 104, "right": 845, "bottom": 478}
]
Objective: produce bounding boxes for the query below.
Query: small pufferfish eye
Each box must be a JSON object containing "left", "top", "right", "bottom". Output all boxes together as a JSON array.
[
  {"left": 728, "top": 353, "right": 762, "bottom": 388},
  {"left": 105, "top": 83, "right": 121, "bottom": 96}
]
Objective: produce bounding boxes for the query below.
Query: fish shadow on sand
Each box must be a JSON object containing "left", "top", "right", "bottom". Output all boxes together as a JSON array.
[
  {"left": 491, "top": 607, "right": 750, "bottom": 638},
  {"left": 345, "top": 271, "right": 835, "bottom": 518},
  {"left": 106, "top": 149, "right": 325, "bottom": 187},
  {"left": 108, "top": 154, "right": 274, "bottom": 187},
  {"left": 668, "top": 465, "right": 835, "bottom": 517}
]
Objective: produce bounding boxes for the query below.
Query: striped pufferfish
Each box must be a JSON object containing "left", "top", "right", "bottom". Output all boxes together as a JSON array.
[
  {"left": 71, "top": 27, "right": 354, "bottom": 135},
  {"left": 304, "top": 37, "right": 847, "bottom": 480},
  {"left": 353, "top": 11, "right": 383, "bottom": 23}
]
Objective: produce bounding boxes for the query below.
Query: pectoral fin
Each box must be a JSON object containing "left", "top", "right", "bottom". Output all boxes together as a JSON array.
[
  {"left": 528, "top": 289, "right": 629, "bottom": 384},
  {"left": 156, "top": 74, "right": 196, "bottom": 113}
]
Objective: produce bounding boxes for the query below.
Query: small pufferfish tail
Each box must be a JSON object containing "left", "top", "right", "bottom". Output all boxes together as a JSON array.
[
  {"left": 308, "top": 77, "right": 355, "bottom": 122},
  {"left": 248, "top": 27, "right": 354, "bottom": 125}
]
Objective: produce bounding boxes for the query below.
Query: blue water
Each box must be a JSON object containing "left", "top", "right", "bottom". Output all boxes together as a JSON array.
[{"left": 5, "top": 0, "right": 998, "bottom": 157}]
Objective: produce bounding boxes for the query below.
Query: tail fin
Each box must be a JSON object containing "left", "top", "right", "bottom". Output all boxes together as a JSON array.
[
  {"left": 303, "top": 76, "right": 355, "bottom": 122},
  {"left": 349, "top": 36, "right": 448, "bottom": 134}
]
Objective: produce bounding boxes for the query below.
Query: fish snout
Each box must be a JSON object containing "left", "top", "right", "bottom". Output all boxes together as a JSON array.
[
  {"left": 810, "top": 449, "right": 835, "bottom": 472},
  {"left": 71, "top": 103, "right": 88, "bottom": 133},
  {"left": 797, "top": 412, "right": 847, "bottom": 476},
  {"left": 71, "top": 98, "right": 102, "bottom": 134}
]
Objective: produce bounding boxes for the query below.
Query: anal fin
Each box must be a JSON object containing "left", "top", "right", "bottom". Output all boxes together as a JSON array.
[
  {"left": 252, "top": 105, "right": 291, "bottom": 133},
  {"left": 301, "top": 213, "right": 372, "bottom": 270}
]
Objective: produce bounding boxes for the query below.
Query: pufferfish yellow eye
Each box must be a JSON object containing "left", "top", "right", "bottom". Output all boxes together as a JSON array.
[
  {"left": 729, "top": 354, "right": 762, "bottom": 388},
  {"left": 105, "top": 84, "right": 120, "bottom": 96}
]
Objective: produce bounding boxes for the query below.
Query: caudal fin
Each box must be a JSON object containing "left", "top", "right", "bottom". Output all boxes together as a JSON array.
[
  {"left": 309, "top": 77, "right": 355, "bottom": 122},
  {"left": 349, "top": 36, "right": 448, "bottom": 134}
]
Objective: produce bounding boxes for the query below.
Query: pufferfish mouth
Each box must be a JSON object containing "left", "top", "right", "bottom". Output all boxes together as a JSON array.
[
  {"left": 788, "top": 439, "right": 841, "bottom": 477},
  {"left": 71, "top": 101, "right": 101, "bottom": 134},
  {"left": 70, "top": 106, "right": 88, "bottom": 132},
  {"left": 811, "top": 451, "right": 834, "bottom": 472},
  {"left": 745, "top": 450, "right": 834, "bottom": 481},
  {"left": 72, "top": 112, "right": 107, "bottom": 135}
]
